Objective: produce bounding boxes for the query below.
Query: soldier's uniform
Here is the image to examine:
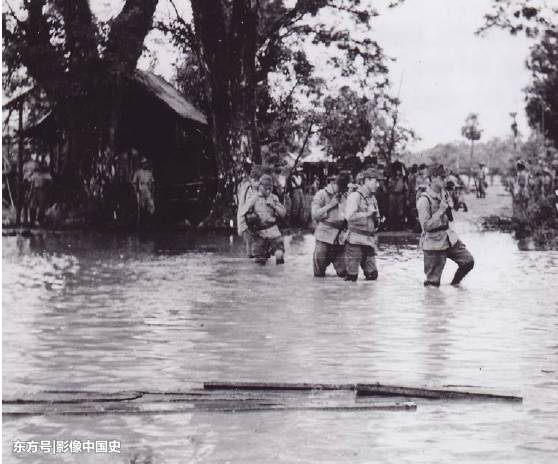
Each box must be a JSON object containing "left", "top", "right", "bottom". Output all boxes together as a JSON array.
[
  {"left": 240, "top": 175, "right": 286, "bottom": 264},
  {"left": 417, "top": 164, "right": 474, "bottom": 287},
  {"left": 344, "top": 169, "right": 383, "bottom": 281},
  {"left": 512, "top": 164, "right": 530, "bottom": 220},
  {"left": 132, "top": 160, "right": 155, "bottom": 215},
  {"left": 311, "top": 178, "right": 347, "bottom": 277},
  {"left": 237, "top": 166, "right": 262, "bottom": 257}
]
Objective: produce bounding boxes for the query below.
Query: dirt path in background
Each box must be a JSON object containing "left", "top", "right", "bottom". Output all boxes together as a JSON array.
[{"left": 461, "top": 180, "right": 513, "bottom": 224}]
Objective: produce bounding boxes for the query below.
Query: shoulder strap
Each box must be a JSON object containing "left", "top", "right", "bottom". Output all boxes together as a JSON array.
[
  {"left": 357, "top": 190, "right": 369, "bottom": 207},
  {"left": 419, "top": 192, "right": 433, "bottom": 215}
]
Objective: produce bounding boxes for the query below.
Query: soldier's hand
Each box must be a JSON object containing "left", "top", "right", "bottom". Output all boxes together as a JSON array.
[
  {"left": 439, "top": 200, "right": 449, "bottom": 213},
  {"left": 327, "top": 197, "right": 339, "bottom": 209}
]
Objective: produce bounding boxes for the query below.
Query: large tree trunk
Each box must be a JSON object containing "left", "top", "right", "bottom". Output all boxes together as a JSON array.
[{"left": 191, "top": 0, "right": 261, "bottom": 227}]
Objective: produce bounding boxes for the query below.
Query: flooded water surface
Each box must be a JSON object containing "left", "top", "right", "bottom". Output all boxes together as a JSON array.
[{"left": 3, "top": 217, "right": 558, "bottom": 463}]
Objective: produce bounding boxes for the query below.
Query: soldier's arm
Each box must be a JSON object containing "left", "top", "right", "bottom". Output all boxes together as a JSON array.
[
  {"left": 417, "top": 197, "right": 448, "bottom": 232},
  {"left": 311, "top": 190, "right": 329, "bottom": 221},
  {"left": 271, "top": 195, "right": 287, "bottom": 218},
  {"left": 238, "top": 192, "right": 258, "bottom": 217},
  {"left": 345, "top": 193, "right": 371, "bottom": 221}
]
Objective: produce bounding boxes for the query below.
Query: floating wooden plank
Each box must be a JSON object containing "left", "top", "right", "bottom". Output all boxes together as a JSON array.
[
  {"left": 204, "top": 381, "right": 522, "bottom": 402},
  {"left": 3, "top": 391, "right": 143, "bottom": 404},
  {"left": 204, "top": 381, "right": 355, "bottom": 391},
  {"left": 356, "top": 384, "right": 522, "bottom": 402}
]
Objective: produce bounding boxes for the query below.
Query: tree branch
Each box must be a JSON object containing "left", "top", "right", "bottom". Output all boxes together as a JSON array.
[
  {"left": 54, "top": 0, "right": 100, "bottom": 73},
  {"left": 18, "top": 0, "right": 68, "bottom": 96},
  {"left": 292, "top": 119, "right": 315, "bottom": 172},
  {"left": 104, "top": 0, "right": 158, "bottom": 77}
]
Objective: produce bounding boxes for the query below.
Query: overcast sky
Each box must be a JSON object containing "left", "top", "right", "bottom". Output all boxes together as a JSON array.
[
  {"left": 370, "top": 0, "right": 535, "bottom": 150},
  {"left": 93, "top": 0, "right": 537, "bottom": 151}
]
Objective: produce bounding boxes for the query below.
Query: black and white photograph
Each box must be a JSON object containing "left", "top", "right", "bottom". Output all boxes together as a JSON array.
[{"left": 2, "top": 0, "right": 558, "bottom": 462}]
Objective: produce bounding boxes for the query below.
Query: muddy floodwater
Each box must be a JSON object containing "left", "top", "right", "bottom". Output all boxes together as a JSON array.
[{"left": 3, "top": 210, "right": 558, "bottom": 463}]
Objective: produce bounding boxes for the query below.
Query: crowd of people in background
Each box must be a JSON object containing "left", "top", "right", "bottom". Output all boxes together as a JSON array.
[
  {"left": 236, "top": 156, "right": 473, "bottom": 234},
  {"left": 507, "top": 158, "right": 558, "bottom": 221},
  {"left": 3, "top": 148, "right": 156, "bottom": 227}
]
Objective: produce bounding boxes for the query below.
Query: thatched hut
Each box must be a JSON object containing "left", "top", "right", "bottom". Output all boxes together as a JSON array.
[{"left": 6, "top": 70, "right": 216, "bottom": 225}]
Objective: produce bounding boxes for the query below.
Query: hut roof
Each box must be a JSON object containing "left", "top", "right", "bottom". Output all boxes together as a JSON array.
[
  {"left": 12, "top": 70, "right": 207, "bottom": 136},
  {"left": 133, "top": 70, "right": 207, "bottom": 125}
]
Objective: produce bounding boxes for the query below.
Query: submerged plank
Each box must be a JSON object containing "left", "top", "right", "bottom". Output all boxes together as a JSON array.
[
  {"left": 3, "top": 401, "right": 416, "bottom": 416},
  {"left": 356, "top": 384, "right": 522, "bottom": 402}
]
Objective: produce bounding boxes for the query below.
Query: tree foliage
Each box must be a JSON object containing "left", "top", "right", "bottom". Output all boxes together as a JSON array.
[
  {"left": 524, "top": 28, "right": 558, "bottom": 148},
  {"left": 461, "top": 112, "right": 482, "bottom": 162},
  {"left": 317, "top": 86, "right": 372, "bottom": 161},
  {"left": 159, "top": 0, "right": 404, "bottom": 224},
  {"left": 479, "top": 0, "right": 558, "bottom": 149},
  {"left": 479, "top": 0, "right": 557, "bottom": 38},
  {"left": 461, "top": 113, "right": 482, "bottom": 143},
  {"left": 367, "top": 95, "right": 417, "bottom": 163}
]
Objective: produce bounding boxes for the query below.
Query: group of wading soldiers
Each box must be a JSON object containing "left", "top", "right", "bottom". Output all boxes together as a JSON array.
[{"left": 237, "top": 163, "right": 475, "bottom": 286}]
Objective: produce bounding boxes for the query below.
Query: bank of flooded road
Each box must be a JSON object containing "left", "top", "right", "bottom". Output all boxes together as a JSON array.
[{"left": 3, "top": 193, "right": 558, "bottom": 463}]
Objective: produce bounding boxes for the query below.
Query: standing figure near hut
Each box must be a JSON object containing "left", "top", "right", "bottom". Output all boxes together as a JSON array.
[
  {"left": 311, "top": 173, "right": 350, "bottom": 278},
  {"left": 22, "top": 153, "right": 39, "bottom": 224},
  {"left": 28, "top": 161, "right": 52, "bottom": 226},
  {"left": 240, "top": 174, "right": 287, "bottom": 265},
  {"left": 237, "top": 165, "right": 262, "bottom": 258},
  {"left": 417, "top": 164, "right": 474, "bottom": 287},
  {"left": 344, "top": 168, "right": 383, "bottom": 282},
  {"left": 132, "top": 157, "right": 155, "bottom": 224},
  {"left": 288, "top": 166, "right": 306, "bottom": 227}
]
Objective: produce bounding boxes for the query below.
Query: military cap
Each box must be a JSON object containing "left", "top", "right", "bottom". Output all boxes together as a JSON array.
[
  {"left": 428, "top": 163, "right": 447, "bottom": 178},
  {"left": 326, "top": 173, "right": 337, "bottom": 182},
  {"left": 362, "top": 167, "right": 384, "bottom": 180},
  {"left": 259, "top": 174, "right": 274, "bottom": 187}
]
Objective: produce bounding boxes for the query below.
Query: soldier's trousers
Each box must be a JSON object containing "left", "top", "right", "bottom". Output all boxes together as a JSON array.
[
  {"left": 242, "top": 230, "right": 255, "bottom": 257},
  {"left": 313, "top": 240, "right": 346, "bottom": 277},
  {"left": 345, "top": 243, "right": 377, "bottom": 279},
  {"left": 423, "top": 240, "right": 474, "bottom": 286}
]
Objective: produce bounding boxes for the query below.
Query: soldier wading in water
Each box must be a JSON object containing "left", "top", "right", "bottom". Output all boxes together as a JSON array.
[
  {"left": 417, "top": 163, "right": 475, "bottom": 287},
  {"left": 344, "top": 168, "right": 383, "bottom": 282},
  {"left": 311, "top": 172, "right": 351, "bottom": 278},
  {"left": 240, "top": 174, "right": 287, "bottom": 265}
]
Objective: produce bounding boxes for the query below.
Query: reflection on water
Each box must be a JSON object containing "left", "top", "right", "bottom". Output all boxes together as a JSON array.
[{"left": 3, "top": 223, "right": 558, "bottom": 463}]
